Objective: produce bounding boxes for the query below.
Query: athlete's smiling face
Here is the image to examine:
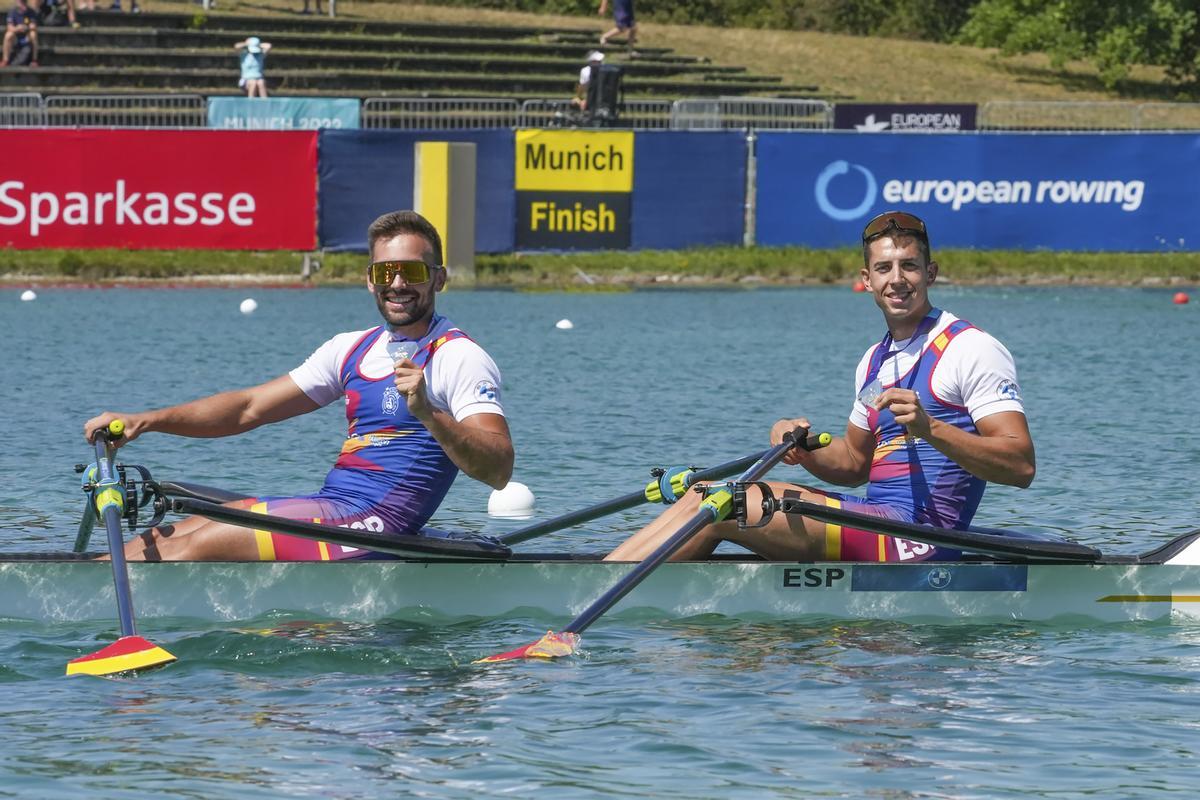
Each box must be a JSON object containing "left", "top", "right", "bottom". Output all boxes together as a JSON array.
[
  {"left": 368, "top": 233, "right": 445, "bottom": 337},
  {"left": 862, "top": 234, "right": 937, "bottom": 339}
]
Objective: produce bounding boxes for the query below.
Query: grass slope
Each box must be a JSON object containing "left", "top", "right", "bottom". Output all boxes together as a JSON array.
[{"left": 150, "top": 0, "right": 1179, "bottom": 103}]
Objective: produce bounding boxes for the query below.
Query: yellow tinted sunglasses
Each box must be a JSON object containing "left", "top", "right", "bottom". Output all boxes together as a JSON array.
[{"left": 368, "top": 260, "right": 439, "bottom": 285}]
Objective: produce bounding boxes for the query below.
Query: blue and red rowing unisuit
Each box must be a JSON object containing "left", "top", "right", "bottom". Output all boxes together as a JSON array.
[
  {"left": 251, "top": 314, "right": 470, "bottom": 561},
  {"left": 818, "top": 312, "right": 983, "bottom": 562}
]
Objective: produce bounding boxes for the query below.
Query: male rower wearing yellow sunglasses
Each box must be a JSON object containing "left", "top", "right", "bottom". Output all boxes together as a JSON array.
[
  {"left": 85, "top": 210, "right": 514, "bottom": 562},
  {"left": 608, "top": 210, "right": 1035, "bottom": 563}
]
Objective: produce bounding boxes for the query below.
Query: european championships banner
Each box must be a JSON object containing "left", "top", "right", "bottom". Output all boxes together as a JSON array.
[
  {"left": 0, "top": 130, "right": 318, "bottom": 249},
  {"left": 755, "top": 132, "right": 1200, "bottom": 252}
]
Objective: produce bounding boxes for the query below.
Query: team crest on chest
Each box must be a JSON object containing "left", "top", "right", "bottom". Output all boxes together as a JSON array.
[{"left": 382, "top": 385, "right": 402, "bottom": 415}]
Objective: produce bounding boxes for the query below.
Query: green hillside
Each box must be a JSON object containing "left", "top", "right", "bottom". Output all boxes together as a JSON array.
[{"left": 144, "top": 0, "right": 1183, "bottom": 104}]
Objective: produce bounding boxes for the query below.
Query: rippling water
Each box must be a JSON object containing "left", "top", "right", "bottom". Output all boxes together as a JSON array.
[{"left": 1, "top": 285, "right": 1196, "bottom": 798}]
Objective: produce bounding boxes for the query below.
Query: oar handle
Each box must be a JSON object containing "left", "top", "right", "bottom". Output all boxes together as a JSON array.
[{"left": 793, "top": 429, "right": 833, "bottom": 452}]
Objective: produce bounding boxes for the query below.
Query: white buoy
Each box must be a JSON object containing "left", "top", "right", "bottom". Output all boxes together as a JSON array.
[
  {"left": 20, "top": 289, "right": 36, "bottom": 302},
  {"left": 488, "top": 481, "right": 536, "bottom": 518},
  {"left": 239, "top": 298, "right": 258, "bottom": 315},
  {"left": 555, "top": 319, "right": 574, "bottom": 330}
]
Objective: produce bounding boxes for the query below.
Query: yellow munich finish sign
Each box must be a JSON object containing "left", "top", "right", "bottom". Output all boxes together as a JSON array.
[
  {"left": 516, "top": 129, "right": 634, "bottom": 193},
  {"left": 515, "top": 129, "right": 635, "bottom": 250}
]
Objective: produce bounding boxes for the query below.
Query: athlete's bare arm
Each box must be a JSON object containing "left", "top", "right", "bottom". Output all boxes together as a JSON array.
[
  {"left": 420, "top": 411, "right": 514, "bottom": 490},
  {"left": 84, "top": 375, "right": 321, "bottom": 447},
  {"left": 393, "top": 359, "right": 514, "bottom": 489},
  {"left": 770, "top": 417, "right": 875, "bottom": 486},
  {"left": 875, "top": 388, "right": 1035, "bottom": 487}
]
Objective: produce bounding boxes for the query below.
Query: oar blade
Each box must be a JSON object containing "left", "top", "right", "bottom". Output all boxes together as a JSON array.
[
  {"left": 66, "top": 635, "right": 176, "bottom": 677},
  {"left": 474, "top": 630, "right": 580, "bottom": 664}
]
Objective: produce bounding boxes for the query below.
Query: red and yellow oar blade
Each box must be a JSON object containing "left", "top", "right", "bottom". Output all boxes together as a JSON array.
[
  {"left": 66, "top": 635, "right": 176, "bottom": 677},
  {"left": 474, "top": 630, "right": 580, "bottom": 664}
]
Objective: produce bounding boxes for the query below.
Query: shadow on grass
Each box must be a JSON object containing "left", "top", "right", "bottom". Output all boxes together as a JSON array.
[{"left": 994, "top": 59, "right": 1193, "bottom": 103}]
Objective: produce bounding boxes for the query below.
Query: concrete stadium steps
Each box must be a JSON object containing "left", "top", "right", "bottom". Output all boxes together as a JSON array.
[
  {"left": 42, "top": 26, "right": 700, "bottom": 66},
  {"left": 73, "top": 9, "right": 585, "bottom": 40},
  {"left": 70, "top": 10, "right": 688, "bottom": 60},
  {"left": 0, "top": 65, "right": 789, "bottom": 96},
  {"left": 37, "top": 44, "right": 758, "bottom": 82},
  {"left": 19, "top": 9, "right": 814, "bottom": 104}
]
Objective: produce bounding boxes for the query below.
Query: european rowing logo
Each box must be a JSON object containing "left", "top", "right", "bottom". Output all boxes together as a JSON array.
[
  {"left": 814, "top": 160, "right": 878, "bottom": 221},
  {"left": 927, "top": 567, "right": 952, "bottom": 589},
  {"left": 997, "top": 379, "right": 1021, "bottom": 401},
  {"left": 382, "top": 385, "right": 402, "bottom": 414},
  {"left": 475, "top": 380, "right": 499, "bottom": 402}
]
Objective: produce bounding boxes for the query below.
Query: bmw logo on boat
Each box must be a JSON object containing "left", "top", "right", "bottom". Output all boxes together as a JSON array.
[{"left": 927, "top": 567, "right": 952, "bottom": 589}]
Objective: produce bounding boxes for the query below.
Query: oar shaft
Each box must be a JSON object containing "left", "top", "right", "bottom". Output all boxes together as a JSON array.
[
  {"left": 94, "top": 436, "right": 137, "bottom": 637},
  {"left": 499, "top": 447, "right": 791, "bottom": 547},
  {"left": 562, "top": 435, "right": 804, "bottom": 636},
  {"left": 565, "top": 506, "right": 715, "bottom": 635},
  {"left": 499, "top": 488, "right": 646, "bottom": 546}
]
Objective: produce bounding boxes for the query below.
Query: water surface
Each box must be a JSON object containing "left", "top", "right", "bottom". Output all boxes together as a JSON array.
[{"left": 0, "top": 286, "right": 1196, "bottom": 798}]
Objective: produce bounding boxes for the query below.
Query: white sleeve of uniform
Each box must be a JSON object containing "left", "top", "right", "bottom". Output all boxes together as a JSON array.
[
  {"left": 287, "top": 330, "right": 369, "bottom": 408},
  {"left": 848, "top": 346, "right": 875, "bottom": 431},
  {"left": 933, "top": 329, "right": 1025, "bottom": 422},
  {"left": 426, "top": 338, "right": 506, "bottom": 422}
]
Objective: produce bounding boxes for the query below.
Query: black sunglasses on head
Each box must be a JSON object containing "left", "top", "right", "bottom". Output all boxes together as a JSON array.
[
  {"left": 367, "top": 260, "right": 440, "bottom": 286},
  {"left": 861, "top": 211, "right": 929, "bottom": 245}
]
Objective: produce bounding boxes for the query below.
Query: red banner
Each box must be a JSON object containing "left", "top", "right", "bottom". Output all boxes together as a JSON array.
[{"left": 0, "top": 130, "right": 317, "bottom": 249}]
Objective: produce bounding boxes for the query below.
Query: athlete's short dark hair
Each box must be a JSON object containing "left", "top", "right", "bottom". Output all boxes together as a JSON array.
[{"left": 367, "top": 210, "right": 444, "bottom": 267}]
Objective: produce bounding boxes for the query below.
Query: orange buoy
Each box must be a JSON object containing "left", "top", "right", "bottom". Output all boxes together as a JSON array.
[
  {"left": 852, "top": 280, "right": 867, "bottom": 293},
  {"left": 1173, "top": 291, "right": 1190, "bottom": 305}
]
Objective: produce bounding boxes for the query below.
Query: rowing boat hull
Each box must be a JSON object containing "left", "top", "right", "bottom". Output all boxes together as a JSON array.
[{"left": 2, "top": 558, "right": 1199, "bottom": 624}]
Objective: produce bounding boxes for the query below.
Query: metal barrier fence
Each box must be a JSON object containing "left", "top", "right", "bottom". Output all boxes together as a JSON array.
[
  {"left": 670, "top": 98, "right": 833, "bottom": 130},
  {"left": 7, "top": 93, "right": 1200, "bottom": 133},
  {"left": 0, "top": 93, "right": 45, "bottom": 126},
  {"left": 1133, "top": 103, "right": 1200, "bottom": 131},
  {"left": 517, "top": 98, "right": 671, "bottom": 130},
  {"left": 362, "top": 97, "right": 519, "bottom": 130},
  {"left": 43, "top": 94, "right": 207, "bottom": 128},
  {"left": 979, "top": 101, "right": 1137, "bottom": 131},
  {"left": 979, "top": 101, "right": 1200, "bottom": 132}
]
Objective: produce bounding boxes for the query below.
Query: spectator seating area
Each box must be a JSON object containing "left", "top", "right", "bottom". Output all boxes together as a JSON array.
[{"left": 2, "top": 9, "right": 821, "bottom": 100}]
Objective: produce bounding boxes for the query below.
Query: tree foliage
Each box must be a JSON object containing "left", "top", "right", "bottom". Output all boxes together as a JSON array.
[{"left": 957, "top": 0, "right": 1200, "bottom": 90}]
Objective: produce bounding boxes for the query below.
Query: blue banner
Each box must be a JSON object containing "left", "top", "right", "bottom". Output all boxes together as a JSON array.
[
  {"left": 208, "top": 97, "right": 360, "bottom": 130},
  {"left": 852, "top": 565, "right": 1027, "bottom": 592},
  {"left": 318, "top": 130, "right": 515, "bottom": 253},
  {"left": 756, "top": 132, "right": 1199, "bottom": 251},
  {"left": 632, "top": 131, "right": 746, "bottom": 250}
]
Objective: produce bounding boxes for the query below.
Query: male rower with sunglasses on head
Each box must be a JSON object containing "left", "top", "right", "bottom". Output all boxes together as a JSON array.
[
  {"left": 607, "top": 210, "right": 1034, "bottom": 563},
  {"left": 85, "top": 210, "right": 513, "bottom": 561}
]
